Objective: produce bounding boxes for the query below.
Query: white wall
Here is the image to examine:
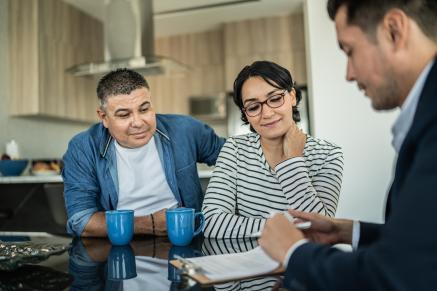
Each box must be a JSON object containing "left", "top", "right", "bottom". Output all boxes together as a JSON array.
[
  {"left": 303, "top": 0, "right": 398, "bottom": 223},
  {"left": 0, "top": 0, "right": 91, "bottom": 160}
]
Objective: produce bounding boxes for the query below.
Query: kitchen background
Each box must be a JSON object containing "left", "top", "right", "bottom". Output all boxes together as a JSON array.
[{"left": 0, "top": 0, "right": 397, "bottom": 232}]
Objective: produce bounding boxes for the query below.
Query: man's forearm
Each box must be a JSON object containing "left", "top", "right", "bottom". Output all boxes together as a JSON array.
[
  {"left": 135, "top": 210, "right": 168, "bottom": 236},
  {"left": 81, "top": 211, "right": 163, "bottom": 237},
  {"left": 81, "top": 212, "right": 108, "bottom": 237},
  {"left": 134, "top": 215, "right": 153, "bottom": 234}
]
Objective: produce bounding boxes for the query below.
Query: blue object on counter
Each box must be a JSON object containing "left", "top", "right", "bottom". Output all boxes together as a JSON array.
[
  {"left": 0, "top": 235, "right": 31, "bottom": 242},
  {"left": 0, "top": 159, "right": 28, "bottom": 176}
]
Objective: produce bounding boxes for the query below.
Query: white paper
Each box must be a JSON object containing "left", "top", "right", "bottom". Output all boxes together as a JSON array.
[
  {"left": 185, "top": 246, "right": 279, "bottom": 281},
  {"left": 250, "top": 221, "right": 312, "bottom": 238}
]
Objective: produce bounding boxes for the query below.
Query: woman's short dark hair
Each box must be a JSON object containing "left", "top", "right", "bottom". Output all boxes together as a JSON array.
[
  {"left": 232, "top": 60, "right": 302, "bottom": 132},
  {"left": 97, "top": 68, "right": 150, "bottom": 109}
]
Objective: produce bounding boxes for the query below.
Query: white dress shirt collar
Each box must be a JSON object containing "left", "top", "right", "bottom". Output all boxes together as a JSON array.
[{"left": 391, "top": 61, "right": 434, "bottom": 153}]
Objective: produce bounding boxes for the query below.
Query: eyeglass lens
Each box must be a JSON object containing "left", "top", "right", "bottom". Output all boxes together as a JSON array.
[{"left": 244, "top": 91, "right": 286, "bottom": 117}]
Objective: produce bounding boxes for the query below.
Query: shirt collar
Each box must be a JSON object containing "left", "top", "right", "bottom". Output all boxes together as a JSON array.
[{"left": 391, "top": 60, "right": 434, "bottom": 153}]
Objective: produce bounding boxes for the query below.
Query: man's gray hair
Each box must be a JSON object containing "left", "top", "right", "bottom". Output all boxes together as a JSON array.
[{"left": 96, "top": 68, "right": 150, "bottom": 109}]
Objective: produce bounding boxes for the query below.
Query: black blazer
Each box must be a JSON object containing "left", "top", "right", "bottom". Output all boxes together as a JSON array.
[{"left": 284, "top": 60, "right": 437, "bottom": 291}]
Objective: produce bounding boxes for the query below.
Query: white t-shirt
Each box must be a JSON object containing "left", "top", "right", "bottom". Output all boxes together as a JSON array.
[{"left": 115, "top": 136, "right": 178, "bottom": 216}]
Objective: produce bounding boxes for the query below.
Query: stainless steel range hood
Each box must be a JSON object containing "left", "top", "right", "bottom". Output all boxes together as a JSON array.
[{"left": 66, "top": 0, "right": 188, "bottom": 77}]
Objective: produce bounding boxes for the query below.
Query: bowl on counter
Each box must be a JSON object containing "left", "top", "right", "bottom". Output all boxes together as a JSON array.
[{"left": 0, "top": 159, "right": 29, "bottom": 176}]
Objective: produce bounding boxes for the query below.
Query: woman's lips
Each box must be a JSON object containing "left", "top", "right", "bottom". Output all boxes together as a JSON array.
[{"left": 261, "top": 119, "right": 281, "bottom": 127}]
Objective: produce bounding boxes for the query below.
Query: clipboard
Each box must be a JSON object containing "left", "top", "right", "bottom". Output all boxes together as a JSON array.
[{"left": 170, "top": 256, "right": 284, "bottom": 285}]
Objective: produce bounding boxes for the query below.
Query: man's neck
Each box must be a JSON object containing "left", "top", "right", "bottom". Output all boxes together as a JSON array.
[
  {"left": 397, "top": 51, "right": 436, "bottom": 107},
  {"left": 397, "top": 22, "right": 437, "bottom": 105}
]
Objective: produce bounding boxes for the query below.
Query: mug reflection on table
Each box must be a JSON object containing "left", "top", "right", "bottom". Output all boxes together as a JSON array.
[
  {"left": 166, "top": 208, "right": 205, "bottom": 246},
  {"left": 106, "top": 210, "right": 134, "bottom": 245},
  {"left": 107, "top": 245, "right": 137, "bottom": 280}
]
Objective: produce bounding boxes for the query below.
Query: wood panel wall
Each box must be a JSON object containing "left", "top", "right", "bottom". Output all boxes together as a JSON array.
[
  {"left": 224, "top": 14, "right": 306, "bottom": 91},
  {"left": 149, "top": 13, "right": 306, "bottom": 115},
  {"left": 8, "top": 0, "right": 103, "bottom": 122},
  {"left": 147, "top": 28, "right": 225, "bottom": 115},
  {"left": 8, "top": 2, "right": 305, "bottom": 120},
  {"left": 8, "top": 0, "right": 39, "bottom": 115}
]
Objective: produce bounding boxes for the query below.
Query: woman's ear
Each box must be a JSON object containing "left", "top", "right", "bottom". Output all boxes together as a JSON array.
[{"left": 290, "top": 88, "right": 297, "bottom": 107}]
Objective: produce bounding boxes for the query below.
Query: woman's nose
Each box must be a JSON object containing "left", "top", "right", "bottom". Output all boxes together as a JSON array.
[{"left": 261, "top": 103, "right": 275, "bottom": 117}]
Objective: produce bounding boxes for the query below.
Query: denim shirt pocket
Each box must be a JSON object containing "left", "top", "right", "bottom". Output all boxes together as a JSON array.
[{"left": 175, "top": 162, "right": 203, "bottom": 211}]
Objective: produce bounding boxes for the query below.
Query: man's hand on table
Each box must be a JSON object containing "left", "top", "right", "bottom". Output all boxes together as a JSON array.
[
  {"left": 289, "top": 210, "right": 354, "bottom": 245},
  {"left": 258, "top": 213, "right": 304, "bottom": 263},
  {"left": 259, "top": 210, "right": 354, "bottom": 264}
]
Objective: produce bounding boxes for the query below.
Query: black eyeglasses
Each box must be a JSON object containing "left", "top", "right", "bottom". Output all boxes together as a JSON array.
[{"left": 243, "top": 90, "right": 287, "bottom": 117}]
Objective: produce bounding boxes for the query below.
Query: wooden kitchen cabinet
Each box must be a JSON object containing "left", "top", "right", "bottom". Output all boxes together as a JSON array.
[
  {"left": 224, "top": 14, "right": 307, "bottom": 91},
  {"left": 147, "top": 28, "right": 225, "bottom": 115},
  {"left": 147, "top": 14, "right": 307, "bottom": 114},
  {"left": 8, "top": 0, "right": 103, "bottom": 122}
]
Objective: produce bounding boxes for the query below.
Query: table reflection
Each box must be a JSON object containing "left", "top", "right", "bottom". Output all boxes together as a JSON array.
[
  {"left": 107, "top": 245, "right": 137, "bottom": 281},
  {"left": 0, "top": 234, "right": 282, "bottom": 290},
  {"left": 68, "top": 236, "right": 207, "bottom": 291},
  {"left": 201, "top": 238, "right": 282, "bottom": 291},
  {"left": 0, "top": 264, "right": 71, "bottom": 290}
]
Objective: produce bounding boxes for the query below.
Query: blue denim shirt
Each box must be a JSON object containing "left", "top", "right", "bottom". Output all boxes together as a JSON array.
[{"left": 62, "top": 114, "right": 225, "bottom": 236}]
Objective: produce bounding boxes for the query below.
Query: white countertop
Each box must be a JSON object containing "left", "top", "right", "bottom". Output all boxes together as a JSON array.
[
  {"left": 0, "top": 175, "right": 63, "bottom": 184},
  {"left": 0, "top": 170, "right": 213, "bottom": 184}
]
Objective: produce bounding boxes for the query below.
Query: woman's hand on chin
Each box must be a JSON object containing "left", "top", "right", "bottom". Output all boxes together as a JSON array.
[{"left": 282, "top": 122, "right": 306, "bottom": 159}]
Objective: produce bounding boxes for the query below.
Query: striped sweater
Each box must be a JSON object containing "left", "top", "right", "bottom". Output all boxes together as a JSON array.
[{"left": 202, "top": 133, "right": 344, "bottom": 239}]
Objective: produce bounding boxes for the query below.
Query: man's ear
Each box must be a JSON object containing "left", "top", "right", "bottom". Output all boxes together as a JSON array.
[
  {"left": 97, "top": 107, "right": 109, "bottom": 128},
  {"left": 382, "top": 8, "right": 409, "bottom": 51}
]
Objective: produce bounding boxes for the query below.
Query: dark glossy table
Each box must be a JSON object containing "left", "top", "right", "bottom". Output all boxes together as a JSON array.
[{"left": 0, "top": 233, "right": 283, "bottom": 291}]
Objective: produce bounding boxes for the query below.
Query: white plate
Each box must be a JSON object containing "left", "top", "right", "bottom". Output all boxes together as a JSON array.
[{"left": 31, "top": 170, "right": 59, "bottom": 176}]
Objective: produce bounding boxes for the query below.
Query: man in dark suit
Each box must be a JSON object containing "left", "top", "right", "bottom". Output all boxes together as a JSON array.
[{"left": 259, "top": 0, "right": 437, "bottom": 290}]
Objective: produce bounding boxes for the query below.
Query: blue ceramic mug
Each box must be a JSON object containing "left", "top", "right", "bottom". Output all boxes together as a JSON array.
[
  {"left": 106, "top": 210, "right": 134, "bottom": 245},
  {"left": 166, "top": 208, "right": 205, "bottom": 246},
  {"left": 107, "top": 245, "right": 137, "bottom": 280}
]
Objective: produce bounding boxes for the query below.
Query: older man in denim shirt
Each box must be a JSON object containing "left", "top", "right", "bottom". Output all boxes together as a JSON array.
[{"left": 62, "top": 69, "right": 225, "bottom": 237}]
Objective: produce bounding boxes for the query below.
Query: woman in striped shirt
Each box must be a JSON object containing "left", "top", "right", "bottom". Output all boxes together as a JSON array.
[{"left": 202, "top": 61, "right": 344, "bottom": 239}]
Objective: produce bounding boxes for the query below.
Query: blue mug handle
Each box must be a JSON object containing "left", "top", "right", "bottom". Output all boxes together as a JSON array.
[{"left": 193, "top": 212, "right": 205, "bottom": 236}]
